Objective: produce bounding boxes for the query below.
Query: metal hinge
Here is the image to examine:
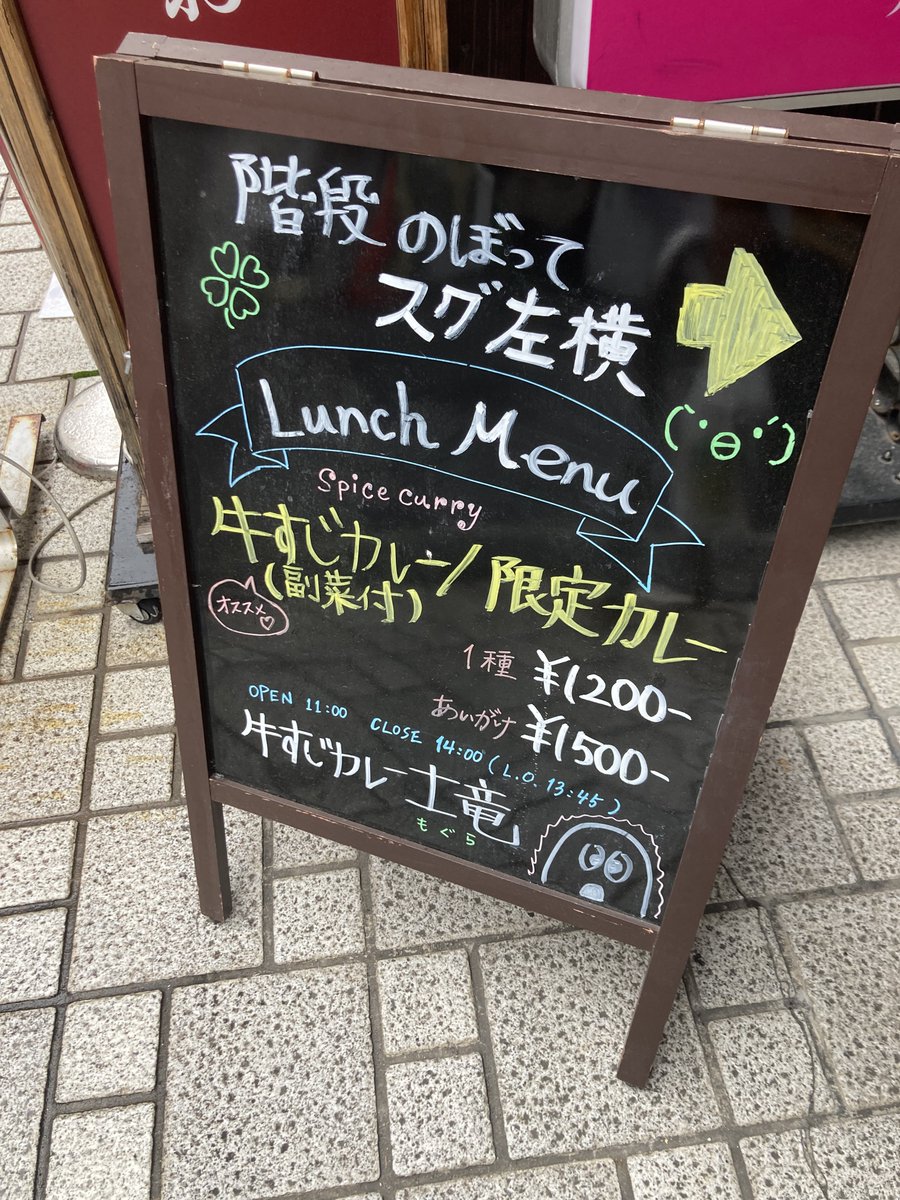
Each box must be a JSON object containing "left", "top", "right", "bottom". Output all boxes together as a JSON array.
[
  {"left": 671, "top": 116, "right": 788, "bottom": 141},
  {"left": 222, "top": 60, "right": 318, "bottom": 82}
]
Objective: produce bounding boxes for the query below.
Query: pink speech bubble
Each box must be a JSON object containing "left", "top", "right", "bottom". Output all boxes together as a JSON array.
[{"left": 207, "top": 576, "right": 289, "bottom": 637}]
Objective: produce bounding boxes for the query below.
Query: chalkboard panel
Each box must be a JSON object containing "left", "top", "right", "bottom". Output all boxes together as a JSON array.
[
  {"left": 99, "top": 41, "right": 900, "bottom": 1083},
  {"left": 145, "top": 116, "right": 864, "bottom": 924}
]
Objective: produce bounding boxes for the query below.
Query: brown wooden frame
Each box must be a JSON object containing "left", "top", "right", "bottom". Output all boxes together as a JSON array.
[{"left": 97, "top": 34, "right": 900, "bottom": 1085}]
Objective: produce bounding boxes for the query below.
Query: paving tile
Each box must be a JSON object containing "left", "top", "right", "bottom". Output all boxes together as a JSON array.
[
  {"left": 15, "top": 315, "right": 94, "bottom": 380},
  {"left": 11, "top": 462, "right": 114, "bottom": 557},
  {"left": 479, "top": 930, "right": 719, "bottom": 1155},
  {"left": 99, "top": 665, "right": 175, "bottom": 733},
  {"left": 0, "top": 908, "right": 66, "bottom": 1001},
  {"left": 778, "top": 890, "right": 900, "bottom": 1107},
  {"left": 0, "top": 250, "right": 53, "bottom": 313},
  {"left": 853, "top": 641, "right": 900, "bottom": 709},
  {"left": 396, "top": 1160, "right": 621, "bottom": 1200},
  {"left": 0, "top": 379, "right": 68, "bottom": 460},
  {"left": 708, "top": 1008, "right": 836, "bottom": 1124},
  {"left": 742, "top": 1115, "right": 900, "bottom": 1200},
  {"left": 105, "top": 605, "right": 168, "bottom": 667},
  {"left": 370, "top": 857, "right": 557, "bottom": 950},
  {"left": 378, "top": 949, "right": 478, "bottom": 1055},
  {"left": 162, "top": 966, "right": 378, "bottom": 1198},
  {"left": 0, "top": 820, "right": 75, "bottom": 905},
  {"left": 0, "top": 1008, "right": 55, "bottom": 1200},
  {"left": 836, "top": 794, "right": 900, "bottom": 880},
  {"left": 810, "top": 1113, "right": 900, "bottom": 1198},
  {"left": 0, "top": 566, "right": 30, "bottom": 681},
  {"left": 816, "top": 522, "right": 900, "bottom": 581},
  {"left": 823, "top": 579, "right": 900, "bottom": 640},
  {"left": 57, "top": 992, "right": 161, "bottom": 1101},
  {"left": 272, "top": 868, "right": 365, "bottom": 962},
  {"left": 69, "top": 808, "right": 262, "bottom": 990},
  {"left": 691, "top": 907, "right": 789, "bottom": 1009},
  {"left": 1, "top": 197, "right": 30, "bottom": 225},
  {"left": 804, "top": 718, "right": 900, "bottom": 794},
  {"left": 0, "top": 674, "right": 93, "bottom": 819},
  {"left": 0, "top": 312, "right": 23, "bottom": 344},
  {"left": 22, "top": 611, "right": 102, "bottom": 677},
  {"left": 272, "top": 820, "right": 357, "bottom": 867},
  {"left": 0, "top": 345, "right": 14, "bottom": 380},
  {"left": 707, "top": 866, "right": 743, "bottom": 904},
  {"left": 90, "top": 734, "right": 175, "bottom": 809},
  {"left": 35, "top": 554, "right": 107, "bottom": 613},
  {"left": 46, "top": 1105, "right": 154, "bottom": 1200},
  {"left": 0, "top": 223, "right": 41, "bottom": 251},
  {"left": 724, "top": 727, "right": 855, "bottom": 896},
  {"left": 386, "top": 1053, "right": 494, "bottom": 1176},
  {"left": 628, "top": 1142, "right": 741, "bottom": 1200},
  {"left": 770, "top": 592, "right": 866, "bottom": 720},
  {"left": 739, "top": 1128, "right": 826, "bottom": 1199}
]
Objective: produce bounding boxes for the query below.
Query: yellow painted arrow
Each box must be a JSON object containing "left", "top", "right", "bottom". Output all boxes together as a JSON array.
[{"left": 677, "top": 248, "right": 801, "bottom": 395}]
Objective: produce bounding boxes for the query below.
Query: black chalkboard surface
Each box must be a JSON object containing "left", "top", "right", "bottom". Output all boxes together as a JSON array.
[
  {"left": 98, "top": 38, "right": 900, "bottom": 1081},
  {"left": 148, "top": 117, "right": 862, "bottom": 922}
]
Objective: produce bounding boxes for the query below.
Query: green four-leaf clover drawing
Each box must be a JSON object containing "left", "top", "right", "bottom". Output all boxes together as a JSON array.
[{"left": 200, "top": 242, "right": 270, "bottom": 330}]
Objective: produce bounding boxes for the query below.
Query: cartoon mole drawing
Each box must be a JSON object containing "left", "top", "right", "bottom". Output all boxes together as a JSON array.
[{"left": 535, "top": 816, "right": 663, "bottom": 920}]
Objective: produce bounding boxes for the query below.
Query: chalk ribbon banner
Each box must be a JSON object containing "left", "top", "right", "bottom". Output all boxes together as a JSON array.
[{"left": 197, "top": 346, "right": 701, "bottom": 589}]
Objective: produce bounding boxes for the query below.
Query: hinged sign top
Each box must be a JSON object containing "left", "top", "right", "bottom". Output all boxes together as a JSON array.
[{"left": 97, "top": 36, "right": 900, "bottom": 1082}]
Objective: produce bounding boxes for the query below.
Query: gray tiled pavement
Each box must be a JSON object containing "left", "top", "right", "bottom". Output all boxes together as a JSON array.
[{"left": 1, "top": 162, "right": 900, "bottom": 1199}]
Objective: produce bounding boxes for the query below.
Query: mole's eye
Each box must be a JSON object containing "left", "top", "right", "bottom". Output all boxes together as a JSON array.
[
  {"left": 604, "top": 851, "right": 634, "bottom": 883},
  {"left": 578, "top": 843, "right": 606, "bottom": 872}
]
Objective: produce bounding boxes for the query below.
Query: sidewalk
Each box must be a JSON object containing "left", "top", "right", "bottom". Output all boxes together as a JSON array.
[{"left": 1, "top": 157, "right": 900, "bottom": 1200}]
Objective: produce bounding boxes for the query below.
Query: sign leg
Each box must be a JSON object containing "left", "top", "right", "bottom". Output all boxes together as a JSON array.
[
  {"left": 616, "top": 946, "right": 686, "bottom": 1087},
  {"left": 184, "top": 791, "right": 233, "bottom": 923}
]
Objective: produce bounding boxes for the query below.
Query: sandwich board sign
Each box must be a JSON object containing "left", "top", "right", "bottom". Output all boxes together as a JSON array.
[{"left": 97, "top": 35, "right": 900, "bottom": 1084}]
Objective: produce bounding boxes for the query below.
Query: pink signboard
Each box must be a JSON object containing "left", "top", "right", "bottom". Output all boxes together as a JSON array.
[{"left": 580, "top": 0, "right": 900, "bottom": 102}]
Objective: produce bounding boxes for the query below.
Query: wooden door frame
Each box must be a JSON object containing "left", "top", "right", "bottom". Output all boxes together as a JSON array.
[
  {"left": 0, "top": 1, "right": 142, "bottom": 472},
  {"left": 396, "top": 0, "right": 448, "bottom": 71}
]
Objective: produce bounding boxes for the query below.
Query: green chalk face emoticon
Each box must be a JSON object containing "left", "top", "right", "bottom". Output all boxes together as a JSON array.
[{"left": 664, "top": 404, "right": 797, "bottom": 466}]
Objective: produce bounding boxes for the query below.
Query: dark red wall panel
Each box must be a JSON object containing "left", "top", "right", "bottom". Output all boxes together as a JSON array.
[{"left": 17, "top": 1, "right": 399, "bottom": 300}]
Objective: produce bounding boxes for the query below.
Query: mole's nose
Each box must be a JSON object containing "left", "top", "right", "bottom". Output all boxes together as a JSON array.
[{"left": 579, "top": 882, "right": 605, "bottom": 903}]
